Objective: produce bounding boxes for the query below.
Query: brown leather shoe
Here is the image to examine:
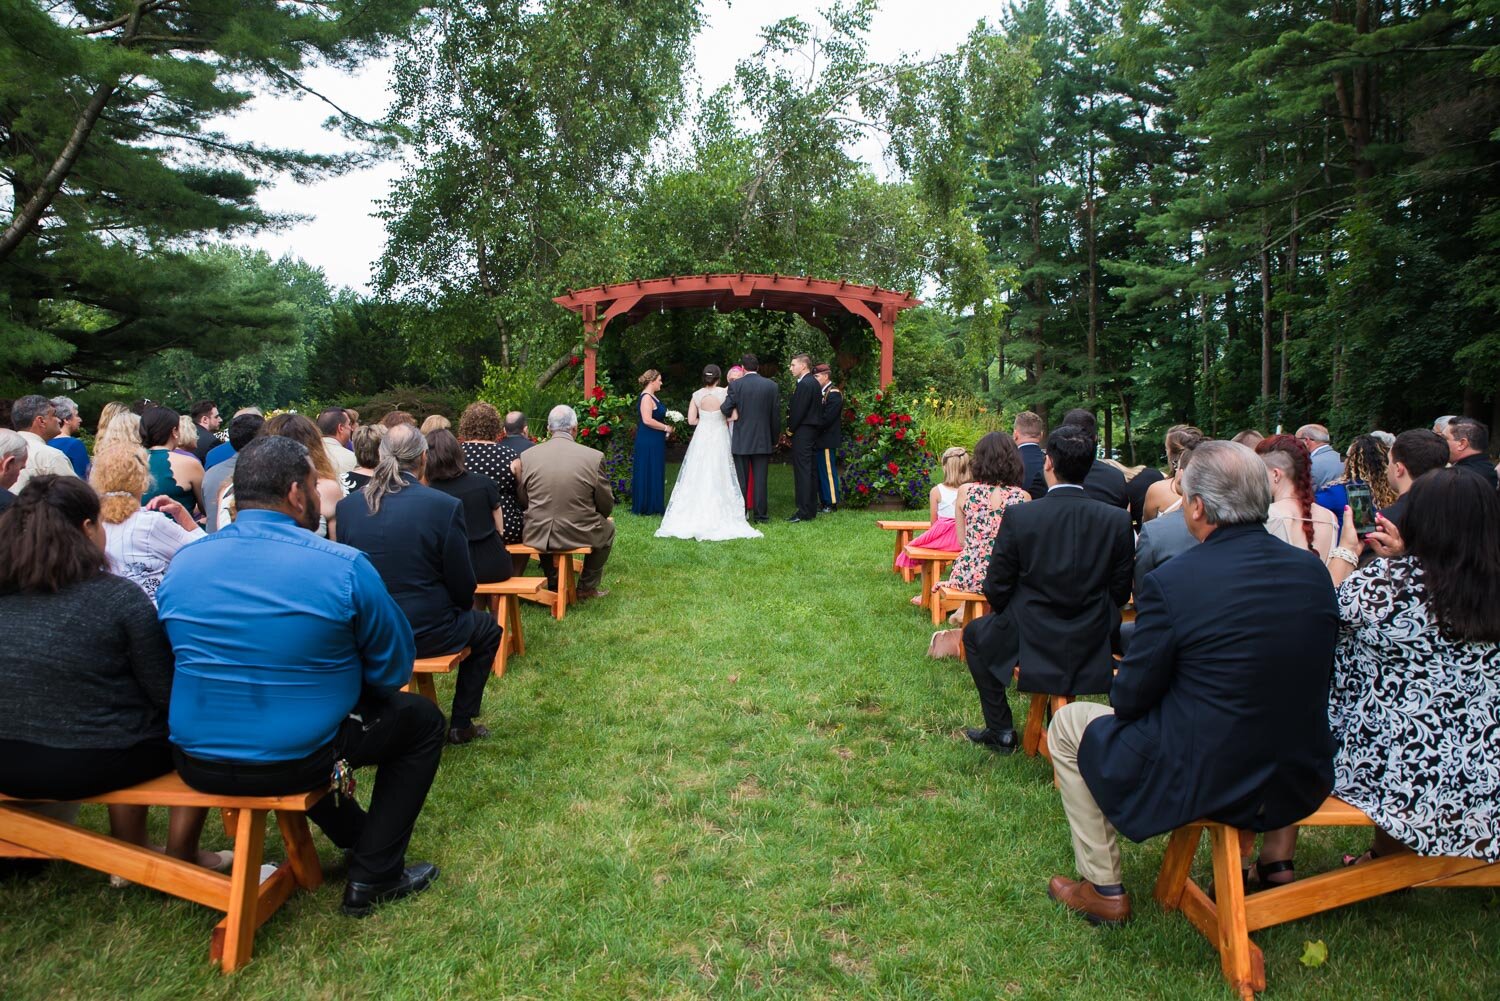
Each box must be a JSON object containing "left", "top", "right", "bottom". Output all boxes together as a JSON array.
[
  {"left": 1048, "top": 875, "right": 1132, "bottom": 926},
  {"left": 575, "top": 588, "right": 610, "bottom": 601},
  {"left": 447, "top": 723, "right": 491, "bottom": 746}
]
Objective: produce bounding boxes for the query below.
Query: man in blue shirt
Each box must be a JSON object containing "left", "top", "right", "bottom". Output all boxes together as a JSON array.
[{"left": 159, "top": 436, "right": 446, "bottom": 917}]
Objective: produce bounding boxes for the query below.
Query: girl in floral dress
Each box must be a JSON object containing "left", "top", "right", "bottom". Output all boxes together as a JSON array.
[{"left": 945, "top": 432, "right": 1031, "bottom": 594}]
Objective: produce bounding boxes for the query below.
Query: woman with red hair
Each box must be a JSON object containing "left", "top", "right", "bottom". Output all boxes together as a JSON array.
[{"left": 1256, "top": 435, "right": 1338, "bottom": 562}]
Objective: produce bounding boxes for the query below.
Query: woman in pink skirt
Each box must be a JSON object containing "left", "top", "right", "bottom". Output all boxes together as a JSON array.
[{"left": 899, "top": 446, "right": 971, "bottom": 602}]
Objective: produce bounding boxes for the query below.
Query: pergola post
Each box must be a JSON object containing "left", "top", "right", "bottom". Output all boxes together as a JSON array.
[
  {"left": 876, "top": 312, "right": 896, "bottom": 390},
  {"left": 582, "top": 303, "right": 600, "bottom": 399}
]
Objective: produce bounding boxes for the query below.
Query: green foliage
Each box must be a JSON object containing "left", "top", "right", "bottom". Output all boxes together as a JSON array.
[{"left": 839, "top": 388, "right": 939, "bottom": 508}]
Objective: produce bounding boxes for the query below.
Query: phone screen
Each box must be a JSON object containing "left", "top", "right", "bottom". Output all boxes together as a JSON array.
[{"left": 1347, "top": 483, "right": 1376, "bottom": 536}]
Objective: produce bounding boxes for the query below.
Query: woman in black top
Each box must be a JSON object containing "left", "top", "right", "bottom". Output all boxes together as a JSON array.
[
  {"left": 0, "top": 476, "right": 216, "bottom": 867},
  {"left": 426, "top": 429, "right": 512, "bottom": 583},
  {"left": 458, "top": 402, "right": 527, "bottom": 570},
  {"left": 343, "top": 423, "right": 384, "bottom": 493}
]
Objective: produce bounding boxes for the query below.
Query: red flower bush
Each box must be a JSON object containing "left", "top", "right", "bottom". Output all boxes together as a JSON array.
[
  {"left": 839, "top": 387, "right": 938, "bottom": 509},
  {"left": 597, "top": 424, "right": 611, "bottom": 436},
  {"left": 895, "top": 428, "right": 906, "bottom": 440},
  {"left": 589, "top": 406, "right": 599, "bottom": 417}
]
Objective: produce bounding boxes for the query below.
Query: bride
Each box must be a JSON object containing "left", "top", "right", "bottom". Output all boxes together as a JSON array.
[{"left": 655, "top": 364, "right": 763, "bottom": 541}]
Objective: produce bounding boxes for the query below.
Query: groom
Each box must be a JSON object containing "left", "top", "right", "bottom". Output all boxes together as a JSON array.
[
  {"left": 786, "top": 353, "right": 822, "bottom": 522},
  {"left": 721, "top": 353, "right": 779, "bottom": 522}
]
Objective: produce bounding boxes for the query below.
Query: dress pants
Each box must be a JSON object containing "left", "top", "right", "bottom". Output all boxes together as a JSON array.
[
  {"left": 962, "top": 611, "right": 1021, "bottom": 732},
  {"left": 1048, "top": 701, "right": 1123, "bottom": 886},
  {"left": 733, "top": 453, "right": 770, "bottom": 519},
  {"left": 816, "top": 447, "right": 843, "bottom": 507},
  {"left": 543, "top": 545, "right": 612, "bottom": 593},
  {"left": 175, "top": 692, "right": 446, "bottom": 884},
  {"left": 416, "top": 610, "right": 503, "bottom": 730},
  {"left": 791, "top": 430, "right": 818, "bottom": 519}
]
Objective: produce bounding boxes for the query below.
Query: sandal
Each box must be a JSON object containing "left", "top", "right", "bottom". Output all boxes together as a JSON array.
[
  {"left": 1250, "top": 857, "right": 1295, "bottom": 889},
  {"left": 1341, "top": 848, "right": 1382, "bottom": 867}
]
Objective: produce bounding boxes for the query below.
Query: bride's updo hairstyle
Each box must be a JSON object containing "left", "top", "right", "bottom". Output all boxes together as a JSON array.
[
  {"left": 702, "top": 364, "right": 722, "bottom": 386},
  {"left": 637, "top": 369, "right": 661, "bottom": 387}
]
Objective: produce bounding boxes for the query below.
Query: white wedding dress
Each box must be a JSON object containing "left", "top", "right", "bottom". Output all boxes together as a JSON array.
[{"left": 655, "top": 388, "right": 763, "bottom": 541}]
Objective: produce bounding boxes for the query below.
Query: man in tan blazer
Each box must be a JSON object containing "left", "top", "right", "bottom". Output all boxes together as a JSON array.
[{"left": 514, "top": 405, "right": 615, "bottom": 598}]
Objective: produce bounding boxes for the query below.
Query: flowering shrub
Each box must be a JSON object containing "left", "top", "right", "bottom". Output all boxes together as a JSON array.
[
  {"left": 574, "top": 379, "right": 636, "bottom": 498},
  {"left": 838, "top": 386, "right": 938, "bottom": 508}
]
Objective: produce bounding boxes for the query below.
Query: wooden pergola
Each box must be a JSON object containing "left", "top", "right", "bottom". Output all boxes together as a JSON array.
[{"left": 553, "top": 273, "right": 921, "bottom": 398}]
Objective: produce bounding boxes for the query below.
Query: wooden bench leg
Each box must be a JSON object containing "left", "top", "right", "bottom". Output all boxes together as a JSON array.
[
  {"left": 219, "top": 807, "right": 268, "bottom": 972},
  {"left": 413, "top": 674, "right": 438, "bottom": 703},
  {"left": 221, "top": 808, "right": 238, "bottom": 841},
  {"left": 554, "top": 554, "right": 572, "bottom": 620},
  {"left": 1210, "top": 824, "right": 1263, "bottom": 997},
  {"left": 1154, "top": 826, "right": 1202, "bottom": 910},
  {"left": 1021, "top": 693, "right": 1048, "bottom": 757},
  {"left": 492, "top": 595, "right": 512, "bottom": 678},
  {"left": 507, "top": 594, "right": 525, "bottom": 657},
  {"left": 275, "top": 811, "right": 323, "bottom": 891}
]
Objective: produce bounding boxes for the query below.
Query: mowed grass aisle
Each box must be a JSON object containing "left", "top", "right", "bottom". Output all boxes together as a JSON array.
[{"left": 2, "top": 465, "right": 1496, "bottom": 1000}]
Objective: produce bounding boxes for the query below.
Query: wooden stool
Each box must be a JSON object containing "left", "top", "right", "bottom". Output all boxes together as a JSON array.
[
  {"left": 475, "top": 578, "right": 546, "bottom": 676},
  {"left": 1019, "top": 688, "right": 1073, "bottom": 760},
  {"left": 1154, "top": 797, "right": 1500, "bottom": 998},
  {"left": 402, "top": 647, "right": 468, "bottom": 703},
  {"left": 877, "top": 519, "right": 930, "bottom": 582},
  {"left": 903, "top": 544, "right": 959, "bottom": 625},
  {"left": 505, "top": 544, "right": 592, "bottom": 620},
  {"left": 0, "top": 773, "right": 326, "bottom": 972}
]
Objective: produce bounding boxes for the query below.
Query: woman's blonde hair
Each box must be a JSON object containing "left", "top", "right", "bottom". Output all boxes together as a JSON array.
[
  {"left": 95, "top": 412, "right": 142, "bottom": 453},
  {"left": 177, "top": 414, "right": 199, "bottom": 447},
  {"left": 420, "top": 414, "right": 451, "bottom": 435},
  {"left": 96, "top": 401, "right": 130, "bottom": 439},
  {"left": 637, "top": 369, "right": 661, "bottom": 387},
  {"left": 940, "top": 446, "right": 972, "bottom": 488},
  {"left": 90, "top": 445, "right": 151, "bottom": 524}
]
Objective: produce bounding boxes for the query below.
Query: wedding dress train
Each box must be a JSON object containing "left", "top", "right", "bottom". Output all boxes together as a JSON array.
[{"left": 655, "top": 388, "right": 763, "bottom": 541}]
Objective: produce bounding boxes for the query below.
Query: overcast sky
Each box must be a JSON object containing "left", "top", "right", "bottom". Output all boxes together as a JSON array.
[{"left": 228, "top": 1, "right": 999, "bottom": 291}]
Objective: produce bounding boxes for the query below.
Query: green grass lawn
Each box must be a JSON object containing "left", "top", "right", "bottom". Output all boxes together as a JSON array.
[{"left": 2, "top": 464, "right": 1496, "bottom": 1000}]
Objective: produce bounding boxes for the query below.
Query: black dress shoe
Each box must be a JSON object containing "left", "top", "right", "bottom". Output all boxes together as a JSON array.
[
  {"left": 965, "top": 727, "right": 1018, "bottom": 753},
  {"left": 341, "top": 861, "right": 439, "bottom": 917},
  {"left": 820, "top": 506, "right": 834, "bottom": 514},
  {"left": 787, "top": 515, "right": 805, "bottom": 523},
  {"left": 448, "top": 723, "right": 491, "bottom": 745}
]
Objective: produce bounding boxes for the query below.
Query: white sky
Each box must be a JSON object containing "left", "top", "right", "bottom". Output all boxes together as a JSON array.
[{"left": 228, "top": 1, "right": 998, "bottom": 291}]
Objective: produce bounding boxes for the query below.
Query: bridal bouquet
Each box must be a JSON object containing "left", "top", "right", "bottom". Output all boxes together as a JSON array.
[{"left": 665, "top": 409, "right": 685, "bottom": 424}]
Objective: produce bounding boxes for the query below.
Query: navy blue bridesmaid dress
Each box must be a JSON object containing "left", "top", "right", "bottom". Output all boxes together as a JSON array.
[{"left": 632, "top": 392, "right": 667, "bottom": 515}]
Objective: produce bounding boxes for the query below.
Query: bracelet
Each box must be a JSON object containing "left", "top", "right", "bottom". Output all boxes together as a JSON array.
[{"left": 1328, "top": 546, "right": 1359, "bottom": 568}]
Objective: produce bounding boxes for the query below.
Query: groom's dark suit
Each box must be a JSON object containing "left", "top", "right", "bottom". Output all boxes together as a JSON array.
[{"left": 722, "top": 372, "right": 780, "bottom": 520}]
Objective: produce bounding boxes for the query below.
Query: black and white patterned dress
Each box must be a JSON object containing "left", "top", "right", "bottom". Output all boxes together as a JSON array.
[
  {"left": 462, "top": 440, "right": 523, "bottom": 545},
  {"left": 1330, "top": 556, "right": 1500, "bottom": 860}
]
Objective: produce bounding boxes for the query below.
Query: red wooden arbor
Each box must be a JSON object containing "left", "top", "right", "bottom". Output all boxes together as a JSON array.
[{"left": 553, "top": 274, "right": 921, "bottom": 398}]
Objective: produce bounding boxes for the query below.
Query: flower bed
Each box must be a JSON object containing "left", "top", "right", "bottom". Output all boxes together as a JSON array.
[
  {"left": 575, "top": 382, "right": 636, "bottom": 499},
  {"left": 837, "top": 388, "right": 939, "bottom": 509}
]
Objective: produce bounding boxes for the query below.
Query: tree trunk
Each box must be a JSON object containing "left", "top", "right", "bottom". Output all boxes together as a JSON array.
[
  {"left": 1085, "top": 149, "right": 1098, "bottom": 400},
  {"left": 534, "top": 348, "right": 582, "bottom": 391},
  {"left": 1280, "top": 200, "right": 1299, "bottom": 421}
]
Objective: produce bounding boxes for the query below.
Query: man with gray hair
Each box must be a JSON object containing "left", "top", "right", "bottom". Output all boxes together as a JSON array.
[
  {"left": 48, "top": 396, "right": 90, "bottom": 477},
  {"left": 1294, "top": 422, "right": 1343, "bottom": 489},
  {"left": 514, "top": 405, "right": 614, "bottom": 598},
  {"left": 11, "top": 394, "right": 76, "bottom": 491},
  {"left": 1044, "top": 440, "right": 1338, "bottom": 927},
  {"left": 0, "top": 428, "right": 28, "bottom": 512}
]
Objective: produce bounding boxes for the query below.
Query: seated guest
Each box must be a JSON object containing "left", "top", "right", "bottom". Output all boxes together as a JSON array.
[
  {"left": 1231, "top": 428, "right": 1264, "bottom": 449},
  {"left": 343, "top": 424, "right": 384, "bottom": 493},
  {"left": 1379, "top": 428, "right": 1449, "bottom": 531},
  {"left": 48, "top": 396, "right": 91, "bottom": 478},
  {"left": 202, "top": 413, "right": 265, "bottom": 532},
  {"left": 497, "top": 410, "right": 533, "bottom": 459},
  {"left": 1046, "top": 441, "right": 1338, "bottom": 924},
  {"left": 175, "top": 414, "right": 204, "bottom": 459},
  {"left": 381, "top": 410, "right": 417, "bottom": 429},
  {"left": 11, "top": 394, "right": 76, "bottom": 491},
  {"left": 96, "top": 410, "right": 143, "bottom": 454},
  {"left": 424, "top": 429, "right": 511, "bottom": 585},
  {"left": 140, "top": 406, "right": 204, "bottom": 518},
  {"left": 1060, "top": 408, "right": 1128, "bottom": 508},
  {"left": 1141, "top": 425, "right": 1205, "bottom": 523},
  {"left": 188, "top": 400, "right": 221, "bottom": 463},
  {"left": 942, "top": 433, "right": 1030, "bottom": 597},
  {"left": 95, "top": 401, "right": 131, "bottom": 443},
  {"left": 460, "top": 403, "right": 527, "bottom": 574},
  {"left": 1295, "top": 423, "right": 1344, "bottom": 489},
  {"left": 318, "top": 407, "right": 358, "bottom": 479},
  {"left": 0, "top": 428, "right": 26, "bottom": 512},
  {"left": 514, "top": 405, "right": 614, "bottom": 599},
  {"left": 1442, "top": 416, "right": 1497, "bottom": 489},
  {"left": 1317, "top": 434, "right": 1396, "bottom": 518},
  {"left": 1012, "top": 411, "right": 1047, "bottom": 499},
  {"left": 895, "top": 446, "right": 970, "bottom": 593},
  {"left": 1325, "top": 468, "right": 1500, "bottom": 864},
  {"left": 420, "top": 414, "right": 451, "bottom": 436},
  {"left": 203, "top": 406, "right": 263, "bottom": 471},
  {"left": 1256, "top": 434, "right": 1337, "bottom": 562},
  {"left": 92, "top": 445, "right": 205, "bottom": 604},
  {"left": 957, "top": 425, "right": 1133, "bottom": 749},
  {"left": 159, "top": 437, "right": 443, "bottom": 915},
  {"left": 0, "top": 476, "right": 216, "bottom": 869},
  {"left": 336, "top": 424, "right": 503, "bottom": 745},
  {"left": 262, "top": 413, "right": 345, "bottom": 539},
  {"left": 1133, "top": 439, "right": 1203, "bottom": 597}
]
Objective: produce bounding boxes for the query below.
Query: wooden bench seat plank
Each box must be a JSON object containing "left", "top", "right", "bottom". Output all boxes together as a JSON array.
[
  {"left": 878, "top": 519, "right": 929, "bottom": 581},
  {"left": 0, "top": 773, "right": 324, "bottom": 813},
  {"left": 505, "top": 544, "right": 590, "bottom": 620}
]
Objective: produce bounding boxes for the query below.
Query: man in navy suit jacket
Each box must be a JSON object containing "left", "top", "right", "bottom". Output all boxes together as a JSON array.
[
  {"left": 1044, "top": 441, "right": 1338, "bottom": 927},
  {"left": 1013, "top": 410, "right": 1047, "bottom": 499},
  {"left": 336, "top": 424, "right": 504, "bottom": 746}
]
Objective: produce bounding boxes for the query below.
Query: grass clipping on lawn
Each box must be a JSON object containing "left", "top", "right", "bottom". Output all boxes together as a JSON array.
[{"left": 1, "top": 466, "right": 1496, "bottom": 1000}]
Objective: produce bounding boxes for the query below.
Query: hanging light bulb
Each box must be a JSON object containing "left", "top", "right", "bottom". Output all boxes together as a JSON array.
[{"left": 811, "top": 307, "right": 817, "bottom": 318}]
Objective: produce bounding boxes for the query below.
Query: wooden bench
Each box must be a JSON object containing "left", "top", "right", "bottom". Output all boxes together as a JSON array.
[
  {"left": 401, "top": 648, "right": 469, "bottom": 703},
  {"left": 938, "top": 585, "right": 988, "bottom": 628},
  {"left": 877, "top": 519, "right": 930, "bottom": 582},
  {"left": 903, "top": 544, "right": 959, "bottom": 625},
  {"left": 0, "top": 773, "right": 326, "bottom": 972},
  {"left": 475, "top": 578, "right": 546, "bottom": 676},
  {"left": 1154, "top": 797, "right": 1500, "bottom": 998},
  {"left": 505, "top": 544, "right": 591, "bottom": 620}
]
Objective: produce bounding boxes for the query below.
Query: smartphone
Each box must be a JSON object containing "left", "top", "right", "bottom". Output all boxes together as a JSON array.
[{"left": 1346, "top": 482, "right": 1377, "bottom": 537}]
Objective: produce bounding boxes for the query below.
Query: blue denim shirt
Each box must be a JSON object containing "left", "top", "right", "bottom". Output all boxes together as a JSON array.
[{"left": 158, "top": 509, "right": 415, "bottom": 762}]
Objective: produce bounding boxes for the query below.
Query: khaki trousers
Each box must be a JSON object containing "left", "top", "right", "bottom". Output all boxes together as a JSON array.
[{"left": 1049, "top": 701, "right": 1123, "bottom": 885}]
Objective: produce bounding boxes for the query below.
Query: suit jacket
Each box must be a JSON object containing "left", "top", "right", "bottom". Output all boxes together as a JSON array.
[
  {"left": 788, "top": 373, "right": 821, "bottom": 440},
  {"left": 0, "top": 487, "right": 13, "bottom": 513},
  {"left": 1309, "top": 445, "right": 1345, "bottom": 491},
  {"left": 1133, "top": 507, "right": 1197, "bottom": 597},
  {"left": 1078, "top": 523, "right": 1338, "bottom": 842},
  {"left": 514, "top": 435, "right": 615, "bottom": 553},
  {"left": 980, "top": 487, "right": 1133, "bottom": 695},
  {"left": 721, "top": 372, "right": 780, "bottom": 455},
  {"left": 817, "top": 386, "right": 843, "bottom": 450},
  {"left": 334, "top": 474, "right": 475, "bottom": 652},
  {"left": 1017, "top": 442, "right": 1047, "bottom": 500},
  {"left": 1083, "top": 459, "right": 1129, "bottom": 508},
  {"left": 1454, "top": 452, "right": 1499, "bottom": 490}
]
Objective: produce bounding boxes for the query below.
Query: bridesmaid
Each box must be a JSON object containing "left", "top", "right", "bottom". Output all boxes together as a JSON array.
[{"left": 632, "top": 369, "right": 671, "bottom": 515}]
